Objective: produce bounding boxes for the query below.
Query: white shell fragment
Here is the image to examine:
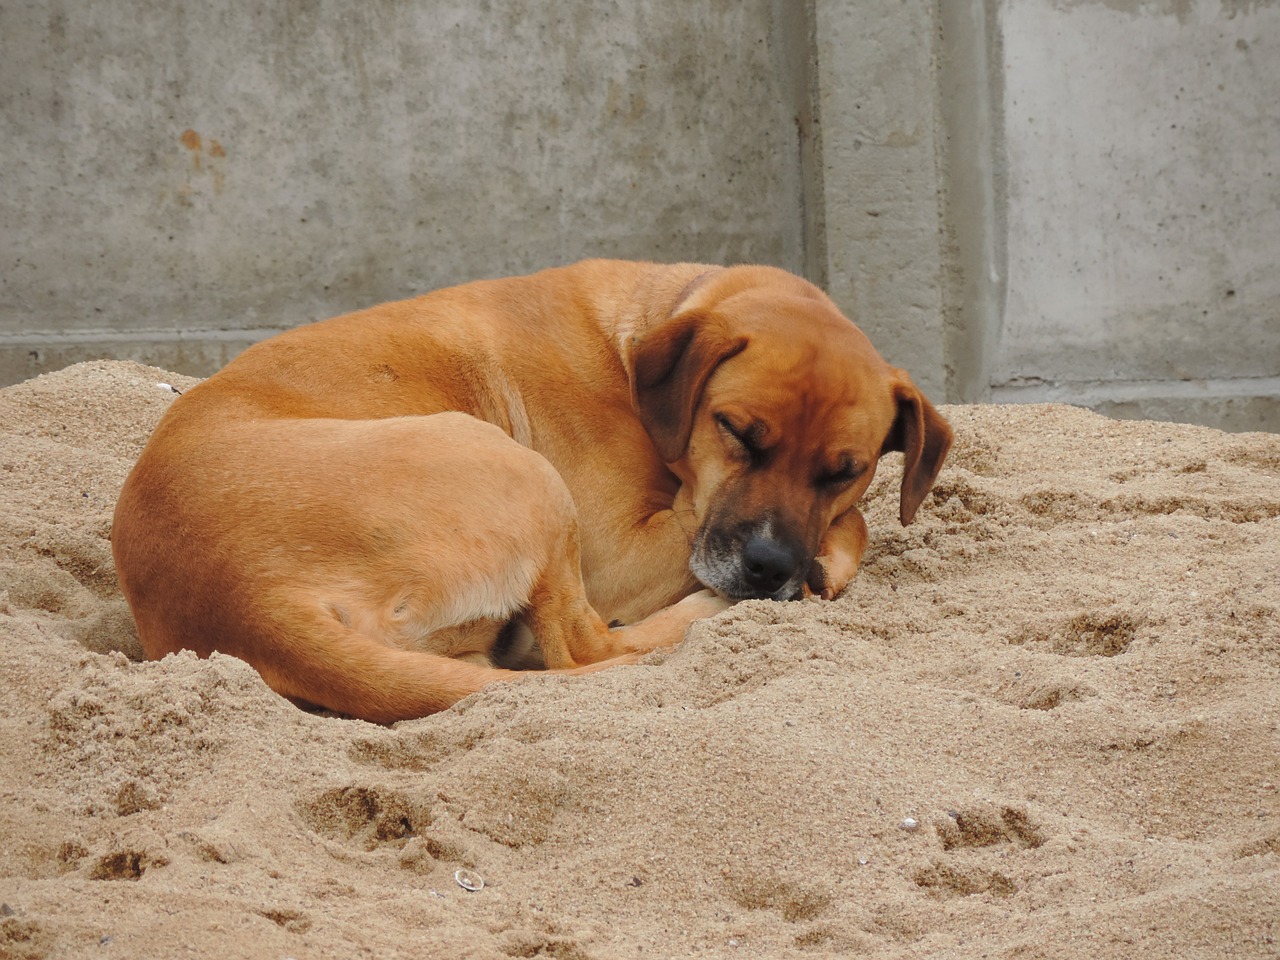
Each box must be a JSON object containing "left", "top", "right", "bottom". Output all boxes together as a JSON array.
[
  {"left": 454, "top": 868, "right": 484, "bottom": 892},
  {"left": 900, "top": 817, "right": 920, "bottom": 831}
]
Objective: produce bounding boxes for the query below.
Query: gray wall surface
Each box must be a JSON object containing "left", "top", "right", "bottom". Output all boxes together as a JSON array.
[
  {"left": 3, "top": 0, "right": 1278, "bottom": 431},
  {"left": 2, "top": 1, "right": 811, "bottom": 382},
  {"left": 988, "top": 0, "right": 1280, "bottom": 431}
]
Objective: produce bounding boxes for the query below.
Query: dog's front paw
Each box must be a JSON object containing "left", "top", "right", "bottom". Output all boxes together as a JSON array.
[
  {"left": 806, "top": 555, "right": 854, "bottom": 601},
  {"left": 807, "top": 508, "right": 868, "bottom": 600},
  {"left": 673, "top": 587, "right": 734, "bottom": 621},
  {"left": 614, "top": 589, "right": 732, "bottom": 655}
]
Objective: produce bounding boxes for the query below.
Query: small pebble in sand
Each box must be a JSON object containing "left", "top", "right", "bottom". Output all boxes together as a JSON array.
[
  {"left": 455, "top": 868, "right": 484, "bottom": 892},
  {"left": 900, "top": 817, "right": 920, "bottom": 831}
]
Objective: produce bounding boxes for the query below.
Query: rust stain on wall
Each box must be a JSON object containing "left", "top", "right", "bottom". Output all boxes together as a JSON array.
[
  {"left": 180, "top": 129, "right": 203, "bottom": 172},
  {"left": 177, "top": 131, "right": 227, "bottom": 195}
]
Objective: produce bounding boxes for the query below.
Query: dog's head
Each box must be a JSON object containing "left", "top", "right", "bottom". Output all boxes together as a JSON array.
[{"left": 630, "top": 266, "right": 952, "bottom": 601}]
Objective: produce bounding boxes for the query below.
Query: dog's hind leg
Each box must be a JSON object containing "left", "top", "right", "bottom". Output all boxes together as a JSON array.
[
  {"left": 124, "top": 410, "right": 721, "bottom": 722},
  {"left": 247, "top": 412, "right": 718, "bottom": 717},
  {"left": 355, "top": 413, "right": 730, "bottom": 670},
  {"left": 521, "top": 519, "right": 730, "bottom": 669}
]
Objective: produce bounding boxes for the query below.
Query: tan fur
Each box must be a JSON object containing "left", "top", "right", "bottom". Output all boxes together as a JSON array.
[{"left": 113, "top": 260, "right": 952, "bottom": 723}]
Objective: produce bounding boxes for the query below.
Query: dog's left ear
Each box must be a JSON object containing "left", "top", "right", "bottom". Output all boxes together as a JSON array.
[
  {"left": 881, "top": 376, "right": 954, "bottom": 526},
  {"left": 631, "top": 313, "right": 748, "bottom": 463}
]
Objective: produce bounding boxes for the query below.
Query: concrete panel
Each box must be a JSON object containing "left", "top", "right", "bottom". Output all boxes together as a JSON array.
[
  {"left": 0, "top": 332, "right": 265, "bottom": 392},
  {"left": 937, "top": 0, "right": 1006, "bottom": 404},
  {"left": 7, "top": 0, "right": 1276, "bottom": 432},
  {"left": 811, "top": 1, "right": 948, "bottom": 398},
  {"left": 1097, "top": 394, "right": 1280, "bottom": 435},
  {"left": 995, "top": 0, "right": 1280, "bottom": 396},
  {"left": 1, "top": 0, "right": 808, "bottom": 384}
]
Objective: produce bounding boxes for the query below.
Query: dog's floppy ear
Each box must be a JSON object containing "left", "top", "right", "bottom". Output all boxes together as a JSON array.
[
  {"left": 631, "top": 313, "right": 748, "bottom": 463},
  {"left": 881, "top": 376, "right": 954, "bottom": 526}
]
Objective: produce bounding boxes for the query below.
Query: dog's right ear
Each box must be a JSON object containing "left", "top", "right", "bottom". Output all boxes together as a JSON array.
[
  {"left": 630, "top": 313, "right": 748, "bottom": 464},
  {"left": 881, "top": 375, "right": 954, "bottom": 526}
]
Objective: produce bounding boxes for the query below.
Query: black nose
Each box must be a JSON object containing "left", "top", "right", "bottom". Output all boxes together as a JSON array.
[{"left": 741, "top": 536, "right": 799, "bottom": 595}]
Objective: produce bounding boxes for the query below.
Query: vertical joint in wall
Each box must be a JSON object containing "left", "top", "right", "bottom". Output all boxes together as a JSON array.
[
  {"left": 771, "top": 0, "right": 827, "bottom": 290},
  {"left": 937, "top": 0, "right": 1006, "bottom": 403}
]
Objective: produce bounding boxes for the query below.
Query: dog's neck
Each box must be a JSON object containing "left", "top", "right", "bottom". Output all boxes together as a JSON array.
[
  {"left": 611, "top": 263, "right": 722, "bottom": 369},
  {"left": 671, "top": 267, "right": 723, "bottom": 315}
]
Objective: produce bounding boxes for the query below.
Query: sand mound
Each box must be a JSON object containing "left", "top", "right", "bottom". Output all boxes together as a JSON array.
[{"left": 1, "top": 361, "right": 1277, "bottom": 959}]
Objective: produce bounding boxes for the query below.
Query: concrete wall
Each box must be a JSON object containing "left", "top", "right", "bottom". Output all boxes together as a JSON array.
[
  {"left": 4, "top": 0, "right": 1278, "bottom": 431},
  {"left": 813, "top": 0, "right": 1279, "bottom": 431},
  {"left": 811, "top": 0, "right": 949, "bottom": 400},
  {"left": 989, "top": 0, "right": 1280, "bottom": 432},
  {"left": 1, "top": 0, "right": 811, "bottom": 384}
]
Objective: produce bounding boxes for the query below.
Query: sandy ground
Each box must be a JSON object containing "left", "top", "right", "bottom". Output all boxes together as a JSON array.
[{"left": 0, "top": 359, "right": 1277, "bottom": 960}]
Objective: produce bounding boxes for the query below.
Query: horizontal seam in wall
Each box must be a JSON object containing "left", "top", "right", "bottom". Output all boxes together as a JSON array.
[
  {"left": 990, "top": 376, "right": 1280, "bottom": 404},
  {"left": 0, "top": 328, "right": 291, "bottom": 345}
]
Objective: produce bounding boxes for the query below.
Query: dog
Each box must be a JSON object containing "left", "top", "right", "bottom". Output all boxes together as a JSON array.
[{"left": 112, "top": 260, "right": 952, "bottom": 723}]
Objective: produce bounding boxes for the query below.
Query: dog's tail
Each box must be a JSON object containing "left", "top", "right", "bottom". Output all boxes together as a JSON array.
[
  {"left": 242, "top": 617, "right": 515, "bottom": 723},
  {"left": 248, "top": 617, "right": 631, "bottom": 725}
]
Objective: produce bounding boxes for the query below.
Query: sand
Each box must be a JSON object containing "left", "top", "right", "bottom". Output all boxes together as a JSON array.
[{"left": 0, "top": 359, "right": 1277, "bottom": 960}]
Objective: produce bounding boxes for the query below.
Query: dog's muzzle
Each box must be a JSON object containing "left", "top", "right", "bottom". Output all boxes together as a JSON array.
[{"left": 690, "top": 521, "right": 808, "bottom": 601}]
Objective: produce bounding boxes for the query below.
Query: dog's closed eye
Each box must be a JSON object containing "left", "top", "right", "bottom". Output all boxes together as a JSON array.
[
  {"left": 816, "top": 457, "right": 861, "bottom": 490},
  {"left": 715, "top": 413, "right": 767, "bottom": 463}
]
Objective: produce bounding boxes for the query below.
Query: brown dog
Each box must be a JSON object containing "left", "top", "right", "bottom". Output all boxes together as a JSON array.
[{"left": 112, "top": 260, "right": 951, "bottom": 723}]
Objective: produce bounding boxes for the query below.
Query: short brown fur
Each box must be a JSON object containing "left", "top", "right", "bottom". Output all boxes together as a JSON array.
[{"left": 113, "top": 260, "right": 952, "bottom": 722}]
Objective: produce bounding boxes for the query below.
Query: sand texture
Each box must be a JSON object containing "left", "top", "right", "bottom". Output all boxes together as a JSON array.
[{"left": 1, "top": 360, "right": 1277, "bottom": 959}]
